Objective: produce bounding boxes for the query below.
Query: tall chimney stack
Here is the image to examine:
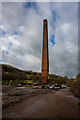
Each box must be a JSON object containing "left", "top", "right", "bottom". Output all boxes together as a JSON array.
[{"left": 41, "top": 19, "right": 49, "bottom": 84}]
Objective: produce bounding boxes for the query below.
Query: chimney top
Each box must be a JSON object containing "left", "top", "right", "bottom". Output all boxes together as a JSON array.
[{"left": 44, "top": 19, "right": 47, "bottom": 22}]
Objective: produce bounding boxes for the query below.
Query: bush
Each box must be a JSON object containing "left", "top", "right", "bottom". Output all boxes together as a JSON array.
[{"left": 70, "top": 74, "right": 80, "bottom": 98}]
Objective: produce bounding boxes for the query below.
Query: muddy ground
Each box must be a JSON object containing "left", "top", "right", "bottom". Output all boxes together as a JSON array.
[
  {"left": 2, "top": 85, "right": 80, "bottom": 118},
  {"left": 2, "top": 85, "right": 52, "bottom": 109}
]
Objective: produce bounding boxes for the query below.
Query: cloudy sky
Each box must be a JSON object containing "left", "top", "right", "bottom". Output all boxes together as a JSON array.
[{"left": 0, "top": 2, "right": 78, "bottom": 78}]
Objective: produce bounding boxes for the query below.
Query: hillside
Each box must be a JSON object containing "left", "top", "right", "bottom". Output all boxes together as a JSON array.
[
  {"left": 0, "top": 63, "right": 73, "bottom": 86},
  {"left": 1, "top": 64, "right": 41, "bottom": 85},
  {"left": 1, "top": 63, "right": 80, "bottom": 97}
]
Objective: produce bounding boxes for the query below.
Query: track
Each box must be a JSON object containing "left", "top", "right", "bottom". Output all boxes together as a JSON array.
[{"left": 3, "top": 88, "right": 79, "bottom": 118}]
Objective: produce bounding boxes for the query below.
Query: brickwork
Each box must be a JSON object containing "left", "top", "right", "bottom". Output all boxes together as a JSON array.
[{"left": 41, "top": 19, "right": 49, "bottom": 84}]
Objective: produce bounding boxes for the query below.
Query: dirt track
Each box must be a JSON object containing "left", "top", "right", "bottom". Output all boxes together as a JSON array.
[{"left": 3, "top": 88, "right": 79, "bottom": 118}]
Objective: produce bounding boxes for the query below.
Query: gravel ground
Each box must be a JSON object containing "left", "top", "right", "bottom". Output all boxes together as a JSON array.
[
  {"left": 2, "top": 85, "right": 52, "bottom": 109},
  {"left": 2, "top": 87, "right": 79, "bottom": 118}
]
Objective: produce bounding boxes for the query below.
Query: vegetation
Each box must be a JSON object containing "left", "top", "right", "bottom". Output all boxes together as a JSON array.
[
  {"left": 2, "top": 64, "right": 41, "bottom": 85},
  {"left": 1, "top": 64, "right": 70, "bottom": 86},
  {"left": 2, "top": 64, "right": 68, "bottom": 85},
  {"left": 70, "top": 74, "right": 80, "bottom": 98},
  {"left": 1, "top": 64, "right": 80, "bottom": 97},
  {"left": 49, "top": 74, "right": 67, "bottom": 84},
  {"left": 1, "top": 64, "right": 80, "bottom": 98}
]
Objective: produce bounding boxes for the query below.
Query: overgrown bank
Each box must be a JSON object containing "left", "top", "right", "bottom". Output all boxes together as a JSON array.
[
  {"left": 2, "top": 64, "right": 70, "bottom": 85},
  {"left": 1, "top": 64, "right": 80, "bottom": 98},
  {"left": 70, "top": 74, "right": 80, "bottom": 98}
]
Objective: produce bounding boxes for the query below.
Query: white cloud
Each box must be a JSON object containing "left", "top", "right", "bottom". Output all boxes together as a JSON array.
[{"left": 1, "top": 2, "right": 78, "bottom": 77}]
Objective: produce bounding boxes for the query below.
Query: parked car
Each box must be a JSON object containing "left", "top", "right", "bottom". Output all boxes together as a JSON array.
[
  {"left": 32, "top": 86, "right": 38, "bottom": 89},
  {"left": 53, "top": 84, "right": 62, "bottom": 90},
  {"left": 62, "top": 85, "right": 67, "bottom": 89},
  {"left": 17, "top": 83, "right": 27, "bottom": 86},
  {"left": 38, "top": 86, "right": 42, "bottom": 89},
  {"left": 46, "top": 85, "right": 50, "bottom": 89},
  {"left": 41, "top": 85, "right": 47, "bottom": 89},
  {"left": 49, "top": 85, "right": 54, "bottom": 89}
]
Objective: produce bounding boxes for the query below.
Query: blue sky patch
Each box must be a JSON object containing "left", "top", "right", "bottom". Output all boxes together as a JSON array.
[
  {"left": 50, "top": 34, "right": 56, "bottom": 46},
  {"left": 50, "top": 11, "right": 57, "bottom": 29},
  {"left": 23, "top": 2, "right": 38, "bottom": 15},
  {"left": 23, "top": 2, "right": 31, "bottom": 8},
  {"left": 51, "top": 11, "right": 60, "bottom": 25},
  {"left": 9, "top": 42, "right": 13, "bottom": 47},
  {"left": 12, "top": 31, "right": 19, "bottom": 35},
  {"left": 2, "top": 30, "right": 6, "bottom": 36},
  {"left": 52, "top": 11, "right": 57, "bottom": 22},
  {"left": 23, "top": 2, "right": 37, "bottom": 9},
  {"left": 0, "top": 29, "right": 6, "bottom": 37},
  {"left": 0, "top": 59, "right": 3, "bottom": 63},
  {"left": 2, "top": 50, "right": 8, "bottom": 55}
]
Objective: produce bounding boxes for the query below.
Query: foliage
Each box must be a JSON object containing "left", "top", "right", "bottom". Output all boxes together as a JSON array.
[
  {"left": 1, "top": 64, "right": 72, "bottom": 86},
  {"left": 49, "top": 74, "right": 67, "bottom": 84},
  {"left": 70, "top": 74, "right": 80, "bottom": 98}
]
